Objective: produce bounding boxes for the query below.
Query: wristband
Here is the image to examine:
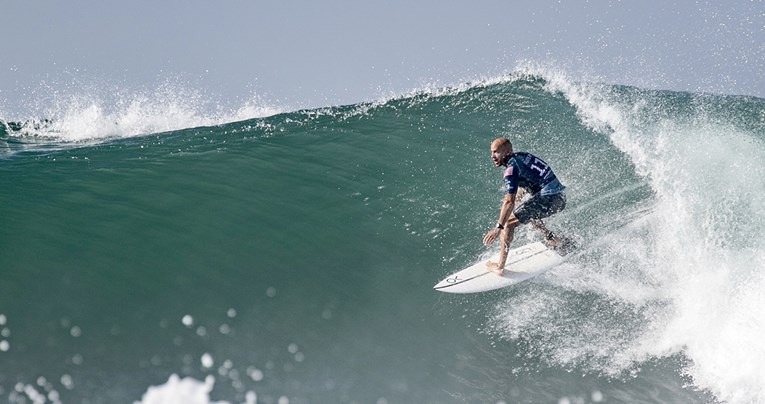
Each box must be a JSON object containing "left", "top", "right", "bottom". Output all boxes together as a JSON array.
[{"left": 496, "top": 223, "right": 504, "bottom": 230}]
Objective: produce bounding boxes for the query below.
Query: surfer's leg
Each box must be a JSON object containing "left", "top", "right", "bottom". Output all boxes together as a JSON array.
[
  {"left": 532, "top": 218, "right": 575, "bottom": 254},
  {"left": 517, "top": 193, "right": 569, "bottom": 246},
  {"left": 499, "top": 219, "right": 521, "bottom": 270},
  {"left": 530, "top": 219, "right": 556, "bottom": 241},
  {"left": 500, "top": 216, "right": 519, "bottom": 255}
]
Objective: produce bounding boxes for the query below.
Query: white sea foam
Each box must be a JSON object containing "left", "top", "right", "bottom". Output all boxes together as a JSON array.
[
  {"left": 134, "top": 374, "right": 218, "bottom": 404},
  {"left": 134, "top": 374, "right": 258, "bottom": 404},
  {"left": 3, "top": 81, "right": 284, "bottom": 143},
  {"left": 492, "top": 67, "right": 765, "bottom": 403}
]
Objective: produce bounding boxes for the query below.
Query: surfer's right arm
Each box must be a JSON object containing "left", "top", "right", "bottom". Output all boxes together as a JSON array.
[{"left": 483, "top": 193, "right": 516, "bottom": 246}]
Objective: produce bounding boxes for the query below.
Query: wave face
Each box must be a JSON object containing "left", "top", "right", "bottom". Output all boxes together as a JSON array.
[{"left": 1, "top": 71, "right": 764, "bottom": 403}]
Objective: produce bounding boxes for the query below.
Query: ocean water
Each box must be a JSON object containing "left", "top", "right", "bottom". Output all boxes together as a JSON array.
[{"left": 1, "top": 69, "right": 764, "bottom": 404}]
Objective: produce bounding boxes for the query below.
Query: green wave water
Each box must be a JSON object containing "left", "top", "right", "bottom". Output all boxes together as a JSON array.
[{"left": 2, "top": 72, "right": 764, "bottom": 403}]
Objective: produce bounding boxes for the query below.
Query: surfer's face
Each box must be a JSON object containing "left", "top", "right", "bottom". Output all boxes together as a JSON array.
[{"left": 490, "top": 141, "right": 511, "bottom": 167}]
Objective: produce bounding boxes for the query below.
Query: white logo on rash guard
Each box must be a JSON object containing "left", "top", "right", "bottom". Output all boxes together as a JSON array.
[{"left": 529, "top": 157, "right": 549, "bottom": 177}]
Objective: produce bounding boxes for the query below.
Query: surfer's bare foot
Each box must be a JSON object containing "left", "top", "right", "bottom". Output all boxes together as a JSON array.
[{"left": 486, "top": 261, "right": 505, "bottom": 276}]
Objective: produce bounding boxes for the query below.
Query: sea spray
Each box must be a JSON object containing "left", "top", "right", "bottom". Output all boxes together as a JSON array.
[
  {"left": 1, "top": 80, "right": 283, "bottom": 143},
  {"left": 540, "top": 70, "right": 765, "bottom": 402}
]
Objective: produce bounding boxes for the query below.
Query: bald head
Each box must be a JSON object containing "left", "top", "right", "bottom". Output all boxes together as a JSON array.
[
  {"left": 491, "top": 138, "right": 512, "bottom": 152},
  {"left": 490, "top": 138, "right": 513, "bottom": 167}
]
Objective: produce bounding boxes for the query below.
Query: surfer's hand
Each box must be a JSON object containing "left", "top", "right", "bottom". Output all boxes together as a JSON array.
[
  {"left": 486, "top": 261, "right": 504, "bottom": 276},
  {"left": 483, "top": 228, "right": 501, "bottom": 245}
]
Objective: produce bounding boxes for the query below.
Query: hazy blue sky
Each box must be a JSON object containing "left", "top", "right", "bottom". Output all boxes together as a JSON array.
[{"left": 2, "top": 0, "right": 764, "bottom": 116}]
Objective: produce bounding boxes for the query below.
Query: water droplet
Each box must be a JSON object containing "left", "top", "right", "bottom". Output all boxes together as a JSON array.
[
  {"left": 60, "top": 375, "right": 74, "bottom": 390},
  {"left": 201, "top": 353, "right": 214, "bottom": 368}
]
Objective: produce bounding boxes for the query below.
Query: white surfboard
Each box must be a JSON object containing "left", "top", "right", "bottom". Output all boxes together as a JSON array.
[{"left": 434, "top": 241, "right": 564, "bottom": 294}]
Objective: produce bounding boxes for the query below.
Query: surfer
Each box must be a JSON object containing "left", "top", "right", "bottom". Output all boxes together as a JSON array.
[{"left": 482, "top": 138, "right": 569, "bottom": 275}]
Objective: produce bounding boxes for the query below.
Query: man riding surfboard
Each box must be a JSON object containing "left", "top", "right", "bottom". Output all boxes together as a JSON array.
[{"left": 482, "top": 138, "right": 571, "bottom": 275}]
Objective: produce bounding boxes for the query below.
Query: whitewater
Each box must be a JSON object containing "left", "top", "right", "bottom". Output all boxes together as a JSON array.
[{"left": 2, "top": 68, "right": 764, "bottom": 403}]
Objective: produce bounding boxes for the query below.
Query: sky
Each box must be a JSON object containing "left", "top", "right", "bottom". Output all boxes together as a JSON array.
[{"left": 2, "top": 0, "right": 764, "bottom": 117}]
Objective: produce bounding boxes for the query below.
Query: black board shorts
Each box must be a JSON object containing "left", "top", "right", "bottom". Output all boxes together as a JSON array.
[{"left": 513, "top": 192, "right": 566, "bottom": 224}]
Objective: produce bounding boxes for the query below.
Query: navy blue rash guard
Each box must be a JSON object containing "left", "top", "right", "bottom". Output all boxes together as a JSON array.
[{"left": 503, "top": 152, "right": 565, "bottom": 196}]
